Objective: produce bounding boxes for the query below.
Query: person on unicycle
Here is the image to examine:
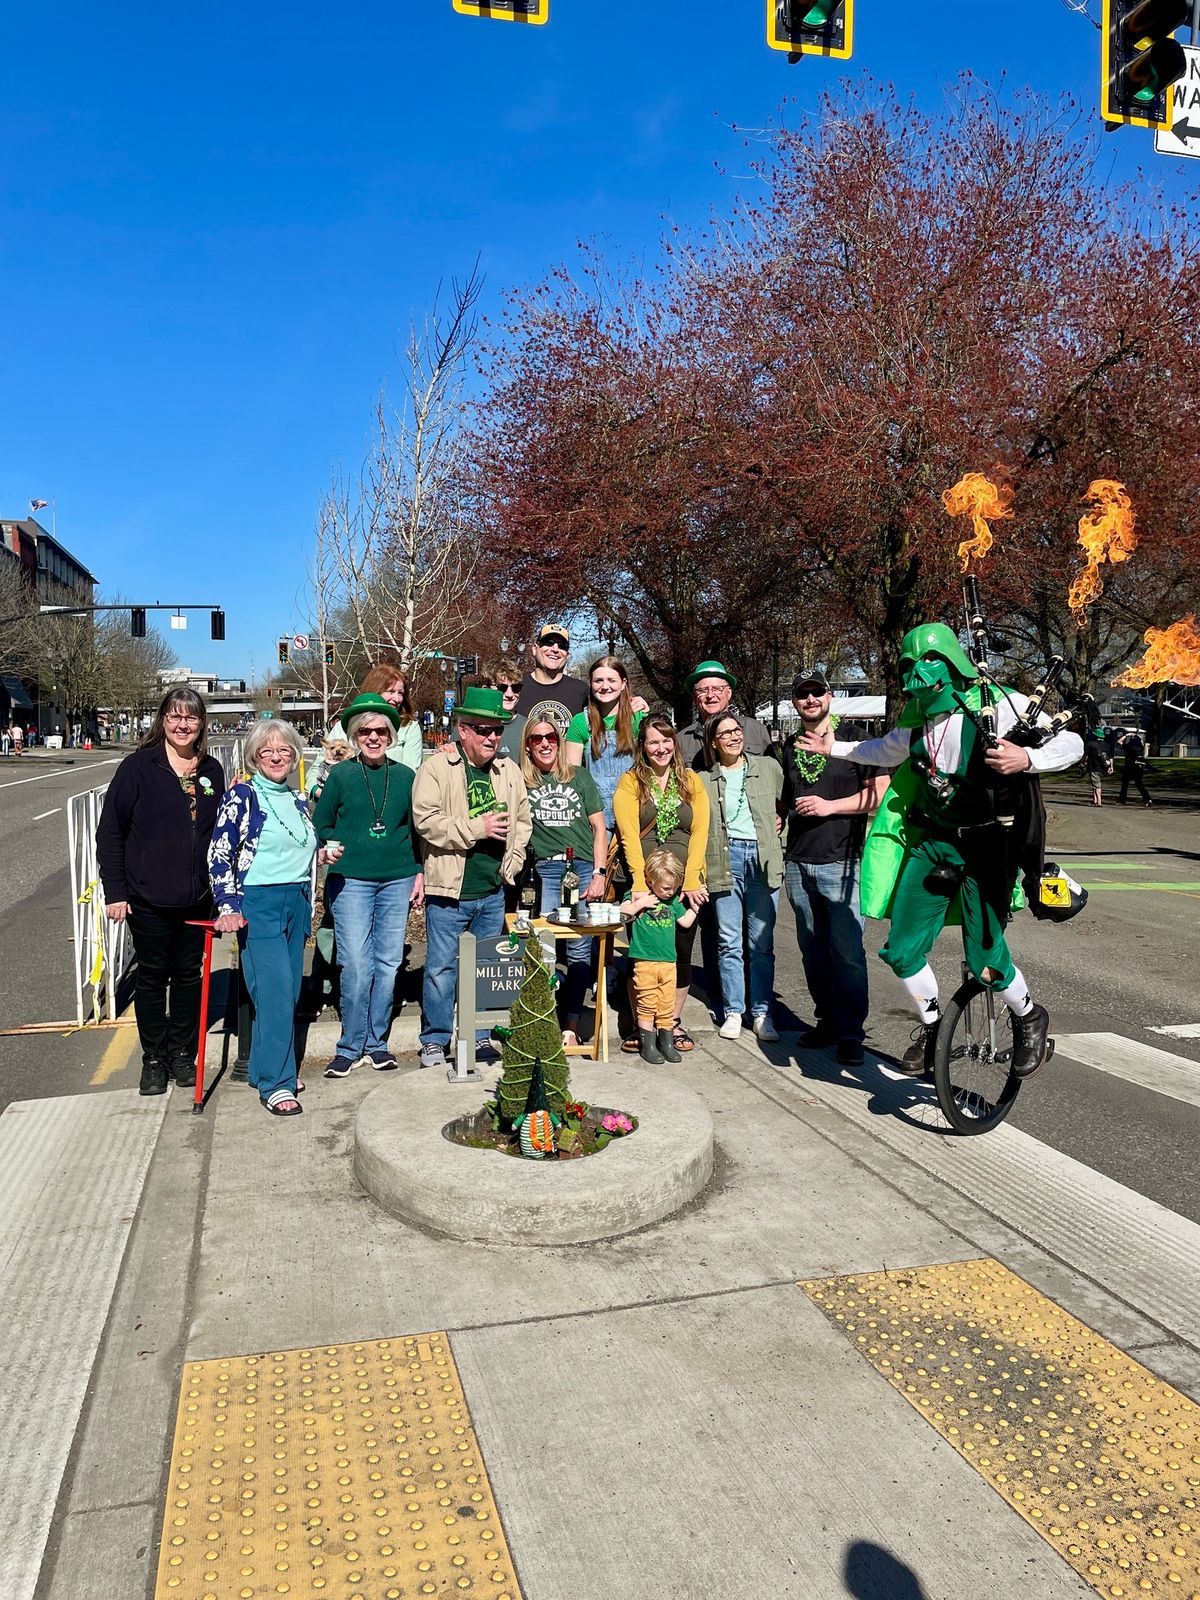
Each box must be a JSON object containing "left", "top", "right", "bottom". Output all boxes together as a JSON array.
[{"left": 799, "top": 623, "right": 1083, "bottom": 1079}]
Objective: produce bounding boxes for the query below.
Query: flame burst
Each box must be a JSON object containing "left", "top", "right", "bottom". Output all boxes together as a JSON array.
[
  {"left": 1068, "top": 480, "right": 1137, "bottom": 626},
  {"left": 1113, "top": 614, "right": 1200, "bottom": 689},
  {"left": 942, "top": 472, "right": 1013, "bottom": 571}
]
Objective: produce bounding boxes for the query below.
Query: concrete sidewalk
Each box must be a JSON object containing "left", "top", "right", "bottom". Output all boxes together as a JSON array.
[{"left": 19, "top": 1010, "right": 1200, "bottom": 1600}]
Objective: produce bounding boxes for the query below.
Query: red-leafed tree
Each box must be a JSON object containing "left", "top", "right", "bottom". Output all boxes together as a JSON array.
[{"left": 474, "top": 83, "right": 1200, "bottom": 713}]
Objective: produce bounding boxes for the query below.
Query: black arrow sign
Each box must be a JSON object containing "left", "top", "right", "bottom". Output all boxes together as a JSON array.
[{"left": 1167, "top": 115, "right": 1200, "bottom": 142}]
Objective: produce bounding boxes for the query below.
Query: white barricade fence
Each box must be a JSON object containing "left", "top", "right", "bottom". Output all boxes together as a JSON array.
[
  {"left": 209, "top": 739, "right": 245, "bottom": 784},
  {"left": 68, "top": 784, "right": 132, "bottom": 1026}
]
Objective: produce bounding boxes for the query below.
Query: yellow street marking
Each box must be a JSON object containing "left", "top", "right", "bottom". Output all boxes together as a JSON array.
[
  {"left": 154, "top": 1333, "right": 522, "bottom": 1600},
  {"left": 802, "top": 1258, "right": 1200, "bottom": 1599},
  {"left": 90, "top": 1020, "right": 139, "bottom": 1085}
]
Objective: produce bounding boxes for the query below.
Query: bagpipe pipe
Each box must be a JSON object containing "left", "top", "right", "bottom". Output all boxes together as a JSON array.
[{"left": 951, "top": 576, "right": 1086, "bottom": 922}]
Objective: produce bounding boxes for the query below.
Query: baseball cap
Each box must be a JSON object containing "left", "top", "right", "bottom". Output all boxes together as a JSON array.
[
  {"left": 792, "top": 668, "right": 830, "bottom": 696},
  {"left": 536, "top": 623, "right": 570, "bottom": 648}
]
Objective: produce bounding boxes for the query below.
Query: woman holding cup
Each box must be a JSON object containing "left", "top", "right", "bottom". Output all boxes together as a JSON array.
[{"left": 311, "top": 693, "right": 424, "bottom": 1077}]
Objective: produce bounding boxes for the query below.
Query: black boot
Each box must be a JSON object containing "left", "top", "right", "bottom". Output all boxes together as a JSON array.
[
  {"left": 896, "top": 1020, "right": 938, "bottom": 1078},
  {"left": 139, "top": 1060, "right": 170, "bottom": 1096},
  {"left": 1011, "top": 1003, "right": 1050, "bottom": 1078},
  {"left": 171, "top": 1055, "right": 197, "bottom": 1088},
  {"left": 638, "top": 1027, "right": 664, "bottom": 1065},
  {"left": 657, "top": 1027, "right": 681, "bottom": 1063}
]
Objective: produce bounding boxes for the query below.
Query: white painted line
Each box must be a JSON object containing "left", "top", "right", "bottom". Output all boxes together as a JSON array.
[
  {"left": 1054, "top": 1031, "right": 1200, "bottom": 1110},
  {"left": 0, "top": 758, "right": 119, "bottom": 790},
  {"left": 1149, "top": 1021, "right": 1200, "bottom": 1039},
  {"left": 0, "top": 1091, "right": 165, "bottom": 1600},
  {"left": 31, "top": 808, "right": 61, "bottom": 821}
]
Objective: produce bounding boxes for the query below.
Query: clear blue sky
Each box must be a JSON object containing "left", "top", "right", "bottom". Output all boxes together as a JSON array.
[{"left": 3, "top": 1, "right": 1196, "bottom": 677}]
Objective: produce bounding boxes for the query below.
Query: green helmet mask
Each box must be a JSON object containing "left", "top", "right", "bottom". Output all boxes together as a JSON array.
[{"left": 899, "top": 623, "right": 978, "bottom": 718}]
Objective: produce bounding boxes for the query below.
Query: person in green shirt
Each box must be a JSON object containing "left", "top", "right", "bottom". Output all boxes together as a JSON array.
[
  {"left": 521, "top": 715, "right": 607, "bottom": 1046},
  {"left": 622, "top": 848, "right": 699, "bottom": 1064},
  {"left": 312, "top": 693, "right": 425, "bottom": 1077}
]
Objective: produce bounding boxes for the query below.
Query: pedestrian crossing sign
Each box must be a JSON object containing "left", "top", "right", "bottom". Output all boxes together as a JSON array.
[{"left": 452, "top": 0, "right": 548, "bottom": 23}]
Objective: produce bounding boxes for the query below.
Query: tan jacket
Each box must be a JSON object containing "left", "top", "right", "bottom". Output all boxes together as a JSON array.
[{"left": 411, "top": 744, "right": 532, "bottom": 898}]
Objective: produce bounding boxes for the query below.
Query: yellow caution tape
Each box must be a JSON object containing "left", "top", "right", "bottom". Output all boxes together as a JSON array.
[{"left": 76, "top": 879, "right": 107, "bottom": 1020}]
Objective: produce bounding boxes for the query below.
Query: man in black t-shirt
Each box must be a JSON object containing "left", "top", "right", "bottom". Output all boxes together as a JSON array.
[
  {"left": 779, "top": 669, "right": 888, "bottom": 1066},
  {"left": 512, "top": 624, "right": 590, "bottom": 728}
]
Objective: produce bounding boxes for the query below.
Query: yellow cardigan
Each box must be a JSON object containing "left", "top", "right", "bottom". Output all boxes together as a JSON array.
[{"left": 611, "top": 769, "right": 710, "bottom": 894}]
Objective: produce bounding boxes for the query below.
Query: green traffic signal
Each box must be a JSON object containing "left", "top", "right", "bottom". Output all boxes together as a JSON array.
[
  {"left": 800, "top": 0, "right": 836, "bottom": 23},
  {"left": 768, "top": 0, "right": 852, "bottom": 60},
  {"left": 1102, "top": 0, "right": 1190, "bottom": 128}
]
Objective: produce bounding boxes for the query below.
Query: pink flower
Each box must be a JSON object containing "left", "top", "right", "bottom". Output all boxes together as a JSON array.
[{"left": 601, "top": 1112, "right": 635, "bottom": 1135}]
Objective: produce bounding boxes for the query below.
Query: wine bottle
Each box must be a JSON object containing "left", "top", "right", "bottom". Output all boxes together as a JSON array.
[{"left": 560, "top": 847, "right": 580, "bottom": 915}]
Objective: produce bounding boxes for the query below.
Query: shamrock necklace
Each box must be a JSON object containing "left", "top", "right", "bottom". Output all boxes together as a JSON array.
[
  {"left": 360, "top": 755, "right": 390, "bottom": 838},
  {"left": 793, "top": 714, "right": 840, "bottom": 784},
  {"left": 651, "top": 769, "right": 681, "bottom": 842}
]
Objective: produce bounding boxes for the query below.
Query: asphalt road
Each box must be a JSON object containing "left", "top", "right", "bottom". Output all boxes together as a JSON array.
[{"left": 3, "top": 750, "right": 1198, "bottom": 1227}]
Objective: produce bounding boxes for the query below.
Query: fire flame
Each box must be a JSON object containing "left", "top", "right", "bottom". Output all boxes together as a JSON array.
[
  {"left": 1068, "top": 480, "right": 1137, "bottom": 625},
  {"left": 942, "top": 472, "right": 1013, "bottom": 571},
  {"left": 1113, "top": 614, "right": 1200, "bottom": 689}
]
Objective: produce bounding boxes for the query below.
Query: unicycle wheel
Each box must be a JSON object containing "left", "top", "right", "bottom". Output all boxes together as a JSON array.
[{"left": 932, "top": 977, "right": 1023, "bottom": 1135}]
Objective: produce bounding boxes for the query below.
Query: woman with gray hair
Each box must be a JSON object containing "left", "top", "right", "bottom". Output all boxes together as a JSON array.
[
  {"left": 97, "top": 686, "right": 227, "bottom": 1096},
  {"left": 311, "top": 694, "right": 424, "bottom": 1076},
  {"left": 209, "top": 718, "right": 334, "bottom": 1116}
]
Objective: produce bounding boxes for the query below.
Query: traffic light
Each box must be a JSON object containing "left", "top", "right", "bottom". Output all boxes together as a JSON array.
[
  {"left": 277, "top": 638, "right": 289, "bottom": 666},
  {"left": 324, "top": 642, "right": 337, "bottom": 667},
  {"left": 130, "top": 607, "right": 146, "bottom": 639},
  {"left": 1102, "top": 0, "right": 1189, "bottom": 129},
  {"left": 768, "top": 0, "right": 853, "bottom": 62},
  {"left": 210, "top": 609, "right": 225, "bottom": 641},
  {"left": 451, "top": 0, "right": 548, "bottom": 23}
]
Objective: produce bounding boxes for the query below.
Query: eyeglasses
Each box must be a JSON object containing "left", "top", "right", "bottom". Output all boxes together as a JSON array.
[
  {"left": 460, "top": 721, "right": 502, "bottom": 737},
  {"left": 357, "top": 728, "right": 390, "bottom": 740},
  {"left": 527, "top": 733, "right": 560, "bottom": 746},
  {"left": 715, "top": 727, "right": 744, "bottom": 740},
  {"left": 165, "top": 714, "right": 201, "bottom": 726},
  {"left": 696, "top": 686, "right": 728, "bottom": 696},
  {"left": 260, "top": 746, "right": 292, "bottom": 759},
  {"left": 495, "top": 681, "right": 521, "bottom": 693}
]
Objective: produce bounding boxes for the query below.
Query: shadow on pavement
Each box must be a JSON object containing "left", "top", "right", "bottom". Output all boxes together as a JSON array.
[{"left": 844, "top": 1540, "right": 930, "bottom": 1599}]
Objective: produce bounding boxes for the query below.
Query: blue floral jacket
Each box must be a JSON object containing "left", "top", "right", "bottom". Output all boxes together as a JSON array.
[{"left": 208, "top": 781, "right": 314, "bottom": 916}]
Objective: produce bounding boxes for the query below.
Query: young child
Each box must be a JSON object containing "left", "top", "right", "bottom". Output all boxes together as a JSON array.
[{"left": 622, "top": 848, "right": 699, "bottom": 1065}]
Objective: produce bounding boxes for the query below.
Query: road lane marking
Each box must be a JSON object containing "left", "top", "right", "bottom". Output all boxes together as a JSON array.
[
  {"left": 31, "top": 808, "right": 61, "bottom": 821},
  {"left": 1046, "top": 1032, "right": 1200, "bottom": 1110},
  {"left": 1150, "top": 1021, "right": 1200, "bottom": 1039},
  {"left": 0, "top": 758, "right": 119, "bottom": 790},
  {"left": 90, "top": 1021, "right": 140, "bottom": 1085}
]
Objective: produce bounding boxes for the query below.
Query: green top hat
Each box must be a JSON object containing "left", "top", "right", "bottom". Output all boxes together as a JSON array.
[
  {"left": 452, "top": 685, "right": 514, "bottom": 723},
  {"left": 684, "top": 659, "right": 738, "bottom": 694},
  {"left": 341, "top": 692, "right": 402, "bottom": 732}
]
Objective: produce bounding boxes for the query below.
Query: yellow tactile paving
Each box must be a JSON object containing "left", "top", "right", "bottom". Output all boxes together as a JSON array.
[
  {"left": 154, "top": 1333, "right": 522, "bottom": 1600},
  {"left": 802, "top": 1258, "right": 1200, "bottom": 1600}
]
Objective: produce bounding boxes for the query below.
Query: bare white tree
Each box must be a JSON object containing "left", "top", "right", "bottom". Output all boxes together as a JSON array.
[{"left": 308, "top": 265, "right": 485, "bottom": 694}]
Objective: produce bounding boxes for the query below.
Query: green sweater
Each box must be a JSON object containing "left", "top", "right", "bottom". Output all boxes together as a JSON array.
[{"left": 311, "top": 757, "right": 421, "bottom": 882}]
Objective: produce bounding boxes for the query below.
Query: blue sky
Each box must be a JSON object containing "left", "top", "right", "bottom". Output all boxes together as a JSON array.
[{"left": 3, "top": 1, "right": 1197, "bottom": 678}]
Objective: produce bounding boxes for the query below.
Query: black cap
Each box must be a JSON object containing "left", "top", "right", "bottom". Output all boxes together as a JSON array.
[{"left": 792, "top": 668, "right": 830, "bottom": 696}]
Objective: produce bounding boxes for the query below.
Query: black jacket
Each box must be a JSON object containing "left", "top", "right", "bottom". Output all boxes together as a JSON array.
[{"left": 96, "top": 744, "right": 226, "bottom": 909}]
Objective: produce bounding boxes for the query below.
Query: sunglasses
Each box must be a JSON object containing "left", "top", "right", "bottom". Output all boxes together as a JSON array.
[
  {"left": 495, "top": 681, "right": 521, "bottom": 693},
  {"left": 538, "top": 637, "right": 568, "bottom": 650},
  {"left": 526, "top": 733, "right": 560, "bottom": 746},
  {"left": 460, "top": 721, "right": 502, "bottom": 736}
]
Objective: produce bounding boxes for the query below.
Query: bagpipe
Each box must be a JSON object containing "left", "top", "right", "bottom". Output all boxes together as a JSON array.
[{"left": 951, "top": 576, "right": 1086, "bottom": 922}]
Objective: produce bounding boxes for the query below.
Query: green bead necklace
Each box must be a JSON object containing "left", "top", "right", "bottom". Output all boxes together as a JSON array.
[{"left": 792, "top": 714, "right": 840, "bottom": 785}]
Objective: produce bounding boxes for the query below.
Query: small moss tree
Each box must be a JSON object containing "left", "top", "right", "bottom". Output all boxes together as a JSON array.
[{"left": 495, "top": 935, "right": 570, "bottom": 1125}]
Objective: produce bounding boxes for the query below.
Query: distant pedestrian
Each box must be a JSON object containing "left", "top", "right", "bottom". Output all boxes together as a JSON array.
[
  {"left": 1118, "top": 731, "right": 1152, "bottom": 806},
  {"left": 1, "top": 726, "right": 9, "bottom": 756},
  {"left": 11, "top": 722, "right": 22, "bottom": 754},
  {"left": 1084, "top": 728, "right": 1112, "bottom": 807},
  {"left": 97, "top": 687, "right": 225, "bottom": 1095}
]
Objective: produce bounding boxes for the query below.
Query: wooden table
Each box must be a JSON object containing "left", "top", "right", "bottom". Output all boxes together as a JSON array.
[{"left": 504, "top": 913, "right": 623, "bottom": 1062}]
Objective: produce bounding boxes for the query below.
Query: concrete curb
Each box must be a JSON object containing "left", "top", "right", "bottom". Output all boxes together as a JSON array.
[{"left": 353, "top": 1060, "right": 715, "bottom": 1245}]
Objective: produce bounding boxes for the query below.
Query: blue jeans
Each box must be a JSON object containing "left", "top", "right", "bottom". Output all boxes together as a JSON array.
[
  {"left": 784, "top": 857, "right": 869, "bottom": 1043},
  {"left": 712, "top": 838, "right": 779, "bottom": 1020},
  {"left": 421, "top": 889, "right": 506, "bottom": 1048},
  {"left": 239, "top": 882, "right": 310, "bottom": 1104},
  {"left": 327, "top": 874, "right": 416, "bottom": 1059},
  {"left": 534, "top": 858, "right": 595, "bottom": 1022}
]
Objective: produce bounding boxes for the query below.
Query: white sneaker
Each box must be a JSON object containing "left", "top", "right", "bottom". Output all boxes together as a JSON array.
[
  {"left": 752, "top": 1015, "right": 779, "bottom": 1042},
  {"left": 718, "top": 1015, "right": 743, "bottom": 1040}
]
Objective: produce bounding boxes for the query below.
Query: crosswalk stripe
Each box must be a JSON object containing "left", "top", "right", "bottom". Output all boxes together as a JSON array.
[{"left": 1049, "top": 1032, "right": 1200, "bottom": 1110}]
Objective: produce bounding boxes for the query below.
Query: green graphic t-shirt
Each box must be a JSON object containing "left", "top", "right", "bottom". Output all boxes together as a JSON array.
[
  {"left": 460, "top": 760, "right": 505, "bottom": 901},
  {"left": 528, "top": 768, "right": 603, "bottom": 864},
  {"left": 627, "top": 893, "right": 686, "bottom": 962}
]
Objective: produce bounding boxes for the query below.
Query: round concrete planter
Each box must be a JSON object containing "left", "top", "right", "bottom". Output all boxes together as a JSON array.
[{"left": 354, "top": 1061, "right": 714, "bottom": 1245}]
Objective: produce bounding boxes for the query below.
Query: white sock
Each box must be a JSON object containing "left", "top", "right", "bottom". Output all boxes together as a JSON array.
[
  {"left": 998, "top": 968, "right": 1035, "bottom": 1018},
  {"left": 901, "top": 965, "right": 940, "bottom": 1025}
]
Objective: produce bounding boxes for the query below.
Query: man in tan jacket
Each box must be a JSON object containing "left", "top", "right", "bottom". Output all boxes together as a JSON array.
[{"left": 412, "top": 686, "right": 532, "bottom": 1069}]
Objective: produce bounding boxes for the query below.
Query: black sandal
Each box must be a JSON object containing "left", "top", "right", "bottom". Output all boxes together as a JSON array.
[
  {"left": 262, "top": 1096, "right": 303, "bottom": 1116},
  {"left": 672, "top": 1022, "right": 695, "bottom": 1053}
]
